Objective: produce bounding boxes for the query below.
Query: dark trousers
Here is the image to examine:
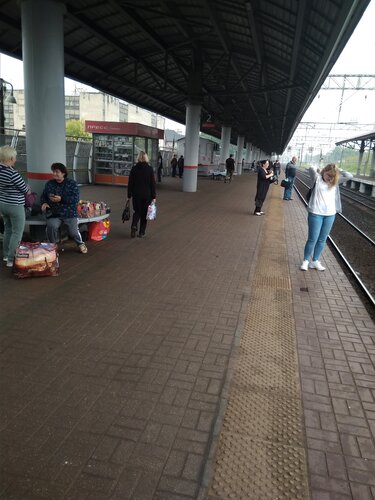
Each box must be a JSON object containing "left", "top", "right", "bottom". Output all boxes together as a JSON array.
[
  {"left": 131, "top": 197, "right": 149, "bottom": 235},
  {"left": 254, "top": 198, "right": 264, "bottom": 213},
  {"left": 157, "top": 167, "right": 162, "bottom": 182}
]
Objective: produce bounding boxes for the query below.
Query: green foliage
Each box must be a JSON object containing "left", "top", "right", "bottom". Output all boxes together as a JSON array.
[
  {"left": 66, "top": 120, "right": 91, "bottom": 140},
  {"left": 300, "top": 145, "right": 373, "bottom": 175}
]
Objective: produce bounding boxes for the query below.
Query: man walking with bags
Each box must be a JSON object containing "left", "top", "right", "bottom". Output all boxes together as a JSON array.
[{"left": 225, "top": 154, "right": 235, "bottom": 183}]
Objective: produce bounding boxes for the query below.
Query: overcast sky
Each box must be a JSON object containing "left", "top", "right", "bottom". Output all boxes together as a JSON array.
[{"left": 0, "top": 0, "right": 374, "bottom": 133}]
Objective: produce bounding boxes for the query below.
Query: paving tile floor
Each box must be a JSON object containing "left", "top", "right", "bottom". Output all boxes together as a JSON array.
[
  {"left": 284, "top": 195, "right": 375, "bottom": 500},
  {"left": 0, "top": 174, "right": 374, "bottom": 499}
]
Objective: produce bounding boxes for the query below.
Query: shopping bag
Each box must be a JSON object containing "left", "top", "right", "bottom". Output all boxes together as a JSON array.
[
  {"left": 122, "top": 200, "right": 131, "bottom": 222},
  {"left": 88, "top": 219, "right": 111, "bottom": 241},
  {"left": 146, "top": 201, "right": 157, "bottom": 221},
  {"left": 13, "top": 242, "right": 59, "bottom": 278}
]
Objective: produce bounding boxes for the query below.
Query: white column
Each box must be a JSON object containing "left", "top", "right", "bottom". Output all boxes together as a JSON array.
[
  {"left": 246, "top": 142, "right": 252, "bottom": 163},
  {"left": 182, "top": 102, "right": 201, "bottom": 193},
  {"left": 236, "top": 135, "right": 244, "bottom": 175},
  {"left": 22, "top": 0, "right": 66, "bottom": 194},
  {"left": 219, "top": 125, "right": 231, "bottom": 171}
]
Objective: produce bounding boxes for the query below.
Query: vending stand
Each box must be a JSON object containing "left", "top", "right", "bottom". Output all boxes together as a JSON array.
[{"left": 85, "top": 121, "right": 164, "bottom": 186}]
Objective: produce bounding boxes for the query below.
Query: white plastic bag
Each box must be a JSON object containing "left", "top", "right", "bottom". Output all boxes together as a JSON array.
[{"left": 146, "top": 201, "right": 157, "bottom": 220}]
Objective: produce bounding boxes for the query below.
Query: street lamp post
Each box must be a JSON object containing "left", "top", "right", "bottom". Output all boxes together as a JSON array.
[{"left": 0, "top": 78, "right": 17, "bottom": 141}]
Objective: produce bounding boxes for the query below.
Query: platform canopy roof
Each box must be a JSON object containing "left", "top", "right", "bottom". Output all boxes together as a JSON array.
[
  {"left": 0, "top": 0, "right": 371, "bottom": 154},
  {"left": 336, "top": 131, "right": 375, "bottom": 150}
]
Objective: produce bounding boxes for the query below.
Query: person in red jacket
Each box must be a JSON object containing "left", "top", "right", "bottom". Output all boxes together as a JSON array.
[{"left": 127, "top": 151, "right": 156, "bottom": 238}]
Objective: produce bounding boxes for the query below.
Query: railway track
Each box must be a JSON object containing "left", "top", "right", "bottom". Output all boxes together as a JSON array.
[{"left": 294, "top": 175, "right": 375, "bottom": 309}]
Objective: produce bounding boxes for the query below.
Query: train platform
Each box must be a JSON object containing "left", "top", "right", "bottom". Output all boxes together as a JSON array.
[{"left": 1, "top": 173, "right": 374, "bottom": 499}]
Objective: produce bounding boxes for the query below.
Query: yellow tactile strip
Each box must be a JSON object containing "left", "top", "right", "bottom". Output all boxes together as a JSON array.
[{"left": 207, "top": 189, "right": 310, "bottom": 499}]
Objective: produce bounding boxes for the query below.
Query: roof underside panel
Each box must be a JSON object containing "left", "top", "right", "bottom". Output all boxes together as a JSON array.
[{"left": 0, "top": 0, "right": 371, "bottom": 153}]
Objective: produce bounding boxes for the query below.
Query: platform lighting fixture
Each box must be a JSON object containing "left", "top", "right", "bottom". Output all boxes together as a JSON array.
[{"left": 0, "top": 78, "right": 17, "bottom": 137}]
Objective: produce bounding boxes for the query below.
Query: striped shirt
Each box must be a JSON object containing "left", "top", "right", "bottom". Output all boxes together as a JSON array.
[{"left": 0, "top": 164, "right": 29, "bottom": 205}]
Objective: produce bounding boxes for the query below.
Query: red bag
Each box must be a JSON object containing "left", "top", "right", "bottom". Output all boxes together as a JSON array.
[
  {"left": 88, "top": 219, "right": 111, "bottom": 241},
  {"left": 13, "top": 242, "right": 59, "bottom": 278}
]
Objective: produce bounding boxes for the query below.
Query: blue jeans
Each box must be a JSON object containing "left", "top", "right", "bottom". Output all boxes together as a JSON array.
[
  {"left": 46, "top": 217, "right": 83, "bottom": 245},
  {"left": 303, "top": 212, "right": 336, "bottom": 261},
  {"left": 0, "top": 202, "right": 26, "bottom": 262},
  {"left": 283, "top": 177, "right": 295, "bottom": 200}
]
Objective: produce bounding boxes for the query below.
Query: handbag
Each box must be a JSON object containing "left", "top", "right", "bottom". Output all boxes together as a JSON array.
[
  {"left": 122, "top": 200, "right": 131, "bottom": 222},
  {"left": 306, "top": 179, "right": 317, "bottom": 202},
  {"left": 25, "top": 192, "right": 37, "bottom": 208},
  {"left": 269, "top": 175, "right": 278, "bottom": 184},
  {"left": 280, "top": 179, "right": 291, "bottom": 189}
]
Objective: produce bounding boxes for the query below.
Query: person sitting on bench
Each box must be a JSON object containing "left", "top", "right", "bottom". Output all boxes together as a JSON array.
[{"left": 40, "top": 163, "right": 88, "bottom": 254}]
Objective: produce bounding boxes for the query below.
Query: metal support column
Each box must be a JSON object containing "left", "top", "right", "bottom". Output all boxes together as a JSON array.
[
  {"left": 236, "top": 135, "right": 244, "bottom": 175},
  {"left": 356, "top": 140, "right": 365, "bottom": 176},
  {"left": 21, "top": 0, "right": 66, "bottom": 194},
  {"left": 219, "top": 126, "right": 231, "bottom": 171},
  {"left": 246, "top": 142, "right": 252, "bottom": 164},
  {"left": 183, "top": 102, "right": 201, "bottom": 193}
]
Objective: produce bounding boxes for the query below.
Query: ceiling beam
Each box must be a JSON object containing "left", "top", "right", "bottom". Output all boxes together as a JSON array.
[{"left": 66, "top": 4, "right": 186, "bottom": 95}]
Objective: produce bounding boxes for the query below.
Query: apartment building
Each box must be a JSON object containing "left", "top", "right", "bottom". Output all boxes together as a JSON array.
[{"left": 6, "top": 90, "right": 165, "bottom": 132}]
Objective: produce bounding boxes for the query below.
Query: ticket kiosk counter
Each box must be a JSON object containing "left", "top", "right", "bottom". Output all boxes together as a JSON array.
[{"left": 85, "top": 121, "right": 164, "bottom": 186}]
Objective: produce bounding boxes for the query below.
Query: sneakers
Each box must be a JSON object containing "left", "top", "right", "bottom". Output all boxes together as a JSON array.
[
  {"left": 309, "top": 260, "right": 325, "bottom": 271},
  {"left": 131, "top": 227, "right": 136, "bottom": 238},
  {"left": 3, "top": 257, "right": 7, "bottom": 262},
  {"left": 6, "top": 261, "right": 13, "bottom": 268},
  {"left": 78, "top": 243, "right": 88, "bottom": 254},
  {"left": 300, "top": 260, "right": 309, "bottom": 271},
  {"left": 254, "top": 212, "right": 262, "bottom": 216},
  {"left": 138, "top": 232, "right": 145, "bottom": 238},
  {"left": 259, "top": 211, "right": 265, "bottom": 215}
]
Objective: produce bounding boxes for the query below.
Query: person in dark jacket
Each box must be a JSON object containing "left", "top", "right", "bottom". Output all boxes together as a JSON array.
[
  {"left": 157, "top": 153, "right": 163, "bottom": 182},
  {"left": 225, "top": 154, "right": 235, "bottom": 183},
  {"left": 170, "top": 154, "right": 178, "bottom": 177},
  {"left": 253, "top": 159, "right": 274, "bottom": 215},
  {"left": 283, "top": 156, "right": 298, "bottom": 200},
  {"left": 127, "top": 151, "right": 156, "bottom": 238},
  {"left": 41, "top": 163, "right": 87, "bottom": 253},
  {"left": 177, "top": 155, "right": 184, "bottom": 178}
]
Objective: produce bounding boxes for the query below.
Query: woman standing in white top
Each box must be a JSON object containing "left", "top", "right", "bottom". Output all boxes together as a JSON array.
[{"left": 300, "top": 163, "right": 353, "bottom": 271}]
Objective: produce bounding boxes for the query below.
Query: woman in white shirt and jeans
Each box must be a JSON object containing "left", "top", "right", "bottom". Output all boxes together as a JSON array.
[{"left": 300, "top": 163, "right": 353, "bottom": 271}]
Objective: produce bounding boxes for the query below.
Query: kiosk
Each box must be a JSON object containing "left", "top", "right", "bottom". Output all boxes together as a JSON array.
[{"left": 85, "top": 121, "right": 164, "bottom": 186}]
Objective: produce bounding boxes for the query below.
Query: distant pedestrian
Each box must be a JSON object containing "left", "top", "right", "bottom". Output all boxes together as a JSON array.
[
  {"left": 170, "top": 154, "right": 178, "bottom": 177},
  {"left": 127, "top": 151, "right": 156, "bottom": 238},
  {"left": 300, "top": 164, "right": 353, "bottom": 271},
  {"left": 178, "top": 155, "right": 184, "bottom": 178},
  {"left": 283, "top": 156, "right": 298, "bottom": 200},
  {"left": 157, "top": 153, "right": 163, "bottom": 182},
  {"left": 273, "top": 160, "right": 281, "bottom": 176},
  {"left": 225, "top": 154, "right": 235, "bottom": 183},
  {"left": 253, "top": 159, "right": 274, "bottom": 216}
]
